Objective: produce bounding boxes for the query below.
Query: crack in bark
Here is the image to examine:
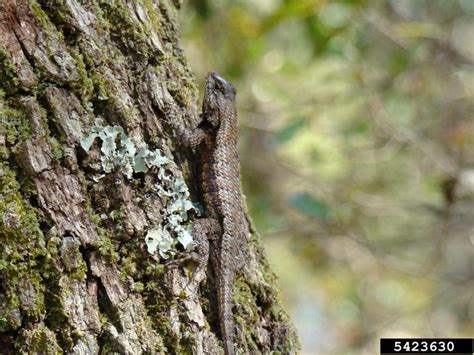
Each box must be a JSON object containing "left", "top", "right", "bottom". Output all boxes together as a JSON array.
[{"left": 11, "top": 29, "right": 36, "bottom": 72}]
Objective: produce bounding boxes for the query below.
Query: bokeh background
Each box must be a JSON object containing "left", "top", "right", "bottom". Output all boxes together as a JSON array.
[{"left": 180, "top": 1, "right": 474, "bottom": 353}]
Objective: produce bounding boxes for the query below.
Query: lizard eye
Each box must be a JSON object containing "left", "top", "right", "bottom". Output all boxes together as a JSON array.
[
  {"left": 213, "top": 75, "right": 231, "bottom": 93},
  {"left": 205, "top": 72, "right": 236, "bottom": 103},
  {"left": 214, "top": 80, "right": 225, "bottom": 92}
]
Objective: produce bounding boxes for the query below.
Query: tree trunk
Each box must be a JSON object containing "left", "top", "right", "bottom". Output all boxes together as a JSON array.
[{"left": 0, "top": 1, "right": 298, "bottom": 353}]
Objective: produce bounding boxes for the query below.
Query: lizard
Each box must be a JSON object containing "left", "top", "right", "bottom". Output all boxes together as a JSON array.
[{"left": 169, "top": 72, "right": 249, "bottom": 355}]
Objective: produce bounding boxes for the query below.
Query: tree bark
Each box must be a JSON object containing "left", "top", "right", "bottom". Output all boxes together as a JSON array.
[{"left": 0, "top": 0, "right": 298, "bottom": 353}]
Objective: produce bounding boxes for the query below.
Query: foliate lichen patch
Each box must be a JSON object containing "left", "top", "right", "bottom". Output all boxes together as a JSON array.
[
  {"left": 80, "top": 118, "right": 136, "bottom": 178},
  {"left": 81, "top": 118, "right": 197, "bottom": 259}
]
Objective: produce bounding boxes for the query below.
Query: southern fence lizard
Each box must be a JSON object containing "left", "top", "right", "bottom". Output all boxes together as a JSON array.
[{"left": 170, "top": 72, "right": 249, "bottom": 355}]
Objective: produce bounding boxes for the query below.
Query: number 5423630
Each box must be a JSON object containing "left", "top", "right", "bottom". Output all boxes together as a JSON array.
[{"left": 393, "top": 341, "right": 455, "bottom": 352}]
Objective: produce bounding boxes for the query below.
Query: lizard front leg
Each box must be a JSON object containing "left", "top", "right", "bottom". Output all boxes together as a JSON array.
[{"left": 165, "top": 119, "right": 207, "bottom": 150}]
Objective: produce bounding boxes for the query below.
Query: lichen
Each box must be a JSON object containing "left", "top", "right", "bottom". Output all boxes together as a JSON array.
[
  {"left": 80, "top": 118, "right": 137, "bottom": 178},
  {"left": 81, "top": 118, "right": 197, "bottom": 259}
]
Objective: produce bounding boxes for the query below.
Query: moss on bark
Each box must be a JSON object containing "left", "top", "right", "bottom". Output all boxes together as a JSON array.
[{"left": 0, "top": 0, "right": 299, "bottom": 353}]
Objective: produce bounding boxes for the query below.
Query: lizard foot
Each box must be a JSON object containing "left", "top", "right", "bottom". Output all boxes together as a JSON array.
[
  {"left": 164, "top": 251, "right": 205, "bottom": 270},
  {"left": 164, "top": 217, "right": 221, "bottom": 271}
]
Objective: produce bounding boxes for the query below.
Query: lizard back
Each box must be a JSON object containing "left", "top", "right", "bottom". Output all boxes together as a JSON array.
[{"left": 198, "top": 73, "right": 248, "bottom": 355}]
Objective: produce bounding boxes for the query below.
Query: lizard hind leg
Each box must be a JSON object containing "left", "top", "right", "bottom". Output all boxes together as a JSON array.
[{"left": 165, "top": 217, "right": 221, "bottom": 270}]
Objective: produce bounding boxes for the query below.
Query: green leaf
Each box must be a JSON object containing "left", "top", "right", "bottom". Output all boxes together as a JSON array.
[
  {"left": 274, "top": 117, "right": 306, "bottom": 144},
  {"left": 343, "top": 122, "right": 369, "bottom": 137},
  {"left": 289, "top": 192, "right": 330, "bottom": 221}
]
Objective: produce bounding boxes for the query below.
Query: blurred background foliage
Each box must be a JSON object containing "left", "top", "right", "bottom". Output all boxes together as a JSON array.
[{"left": 180, "top": 0, "right": 474, "bottom": 353}]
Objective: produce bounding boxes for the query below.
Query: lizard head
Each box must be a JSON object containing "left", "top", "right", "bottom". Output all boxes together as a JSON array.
[{"left": 202, "top": 72, "right": 236, "bottom": 128}]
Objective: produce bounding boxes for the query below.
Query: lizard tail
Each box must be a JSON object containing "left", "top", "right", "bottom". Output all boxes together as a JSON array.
[{"left": 217, "top": 270, "right": 235, "bottom": 355}]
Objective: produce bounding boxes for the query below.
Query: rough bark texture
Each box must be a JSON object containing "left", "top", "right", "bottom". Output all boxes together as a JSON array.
[{"left": 0, "top": 0, "right": 299, "bottom": 353}]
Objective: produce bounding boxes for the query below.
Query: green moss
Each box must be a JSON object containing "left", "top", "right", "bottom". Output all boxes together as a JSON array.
[
  {"left": 90, "top": 72, "right": 109, "bottom": 102},
  {"left": 34, "top": 0, "right": 72, "bottom": 30},
  {"left": 16, "top": 322, "right": 62, "bottom": 354},
  {"left": 0, "top": 146, "right": 8, "bottom": 160},
  {"left": 132, "top": 282, "right": 144, "bottom": 293},
  {"left": 43, "top": 275, "right": 80, "bottom": 351},
  {"left": 72, "top": 51, "right": 94, "bottom": 101},
  {"left": 0, "top": 162, "right": 56, "bottom": 332},
  {"left": 49, "top": 136, "right": 64, "bottom": 160},
  {"left": 90, "top": 210, "right": 101, "bottom": 225},
  {"left": 0, "top": 166, "right": 43, "bottom": 243},
  {"left": 233, "top": 276, "right": 260, "bottom": 350},
  {"left": 176, "top": 327, "right": 195, "bottom": 355},
  {"left": 138, "top": 0, "right": 165, "bottom": 38},
  {"left": 94, "top": 228, "right": 120, "bottom": 262},
  {"left": 142, "top": 281, "right": 175, "bottom": 349},
  {"left": 97, "top": 0, "right": 162, "bottom": 60},
  {"left": 246, "top": 233, "right": 300, "bottom": 352},
  {"left": 0, "top": 50, "right": 21, "bottom": 94},
  {"left": 0, "top": 92, "right": 32, "bottom": 144},
  {"left": 0, "top": 292, "right": 21, "bottom": 332},
  {"left": 68, "top": 257, "right": 88, "bottom": 282},
  {"left": 28, "top": 0, "right": 61, "bottom": 62},
  {"left": 28, "top": 0, "right": 57, "bottom": 31},
  {"left": 87, "top": 70, "right": 138, "bottom": 124},
  {"left": 0, "top": 161, "right": 76, "bottom": 338}
]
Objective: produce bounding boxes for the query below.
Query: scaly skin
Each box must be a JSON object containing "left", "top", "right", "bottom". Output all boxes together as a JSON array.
[{"left": 173, "top": 72, "right": 248, "bottom": 355}]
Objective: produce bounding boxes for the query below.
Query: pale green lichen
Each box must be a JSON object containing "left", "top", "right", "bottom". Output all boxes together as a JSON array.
[
  {"left": 80, "top": 118, "right": 136, "bottom": 178},
  {"left": 144, "top": 226, "right": 174, "bottom": 258},
  {"left": 81, "top": 118, "right": 197, "bottom": 258}
]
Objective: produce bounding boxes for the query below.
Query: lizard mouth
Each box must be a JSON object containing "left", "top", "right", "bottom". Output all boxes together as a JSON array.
[{"left": 206, "top": 72, "right": 236, "bottom": 97}]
